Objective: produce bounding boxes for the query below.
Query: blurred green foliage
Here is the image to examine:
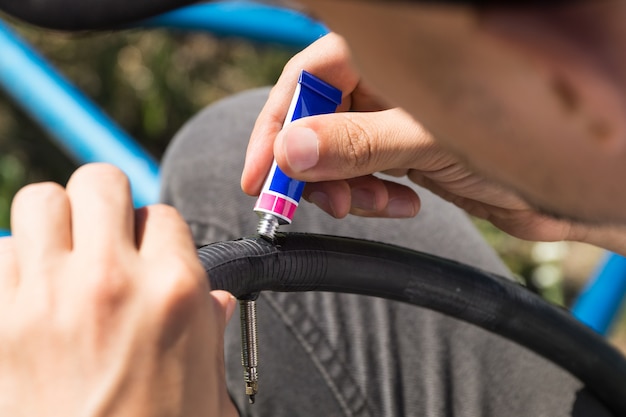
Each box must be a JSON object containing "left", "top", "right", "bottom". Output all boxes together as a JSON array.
[{"left": 0, "top": 17, "right": 294, "bottom": 230}]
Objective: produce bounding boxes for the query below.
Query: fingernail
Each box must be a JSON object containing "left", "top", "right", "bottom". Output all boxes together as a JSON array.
[
  {"left": 281, "top": 126, "right": 319, "bottom": 172},
  {"left": 386, "top": 198, "right": 417, "bottom": 218},
  {"left": 308, "top": 191, "right": 336, "bottom": 217},
  {"left": 351, "top": 188, "right": 377, "bottom": 211}
]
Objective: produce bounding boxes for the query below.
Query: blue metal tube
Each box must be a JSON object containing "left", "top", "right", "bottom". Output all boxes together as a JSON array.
[
  {"left": 0, "top": 19, "right": 160, "bottom": 207},
  {"left": 141, "top": 1, "right": 329, "bottom": 48},
  {"left": 572, "top": 253, "right": 626, "bottom": 335}
]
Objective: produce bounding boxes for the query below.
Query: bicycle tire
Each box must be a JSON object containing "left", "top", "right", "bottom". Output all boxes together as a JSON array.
[
  {"left": 0, "top": 0, "right": 196, "bottom": 30},
  {"left": 197, "top": 232, "right": 626, "bottom": 416}
]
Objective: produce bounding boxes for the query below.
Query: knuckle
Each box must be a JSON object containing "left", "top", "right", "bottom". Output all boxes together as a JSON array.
[
  {"left": 281, "top": 57, "right": 299, "bottom": 76},
  {"left": 341, "top": 119, "right": 375, "bottom": 170},
  {"left": 13, "top": 182, "right": 66, "bottom": 209},
  {"left": 146, "top": 203, "right": 182, "bottom": 222},
  {"left": 71, "top": 163, "right": 130, "bottom": 190},
  {"left": 149, "top": 258, "right": 205, "bottom": 317},
  {"left": 283, "top": 47, "right": 312, "bottom": 75},
  {"left": 140, "top": 204, "right": 191, "bottom": 240},
  {"left": 82, "top": 255, "right": 132, "bottom": 309}
]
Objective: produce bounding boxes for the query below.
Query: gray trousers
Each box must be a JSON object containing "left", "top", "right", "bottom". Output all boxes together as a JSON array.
[{"left": 160, "top": 88, "right": 611, "bottom": 417}]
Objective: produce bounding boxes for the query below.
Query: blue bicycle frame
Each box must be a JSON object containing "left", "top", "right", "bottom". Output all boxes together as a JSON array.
[
  {"left": 0, "top": 1, "right": 623, "bottom": 334},
  {"left": 0, "top": 1, "right": 328, "bottom": 207}
]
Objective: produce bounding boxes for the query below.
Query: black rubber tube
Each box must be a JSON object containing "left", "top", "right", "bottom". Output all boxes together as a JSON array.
[
  {"left": 198, "top": 232, "right": 626, "bottom": 416},
  {"left": 0, "top": 0, "right": 197, "bottom": 30}
]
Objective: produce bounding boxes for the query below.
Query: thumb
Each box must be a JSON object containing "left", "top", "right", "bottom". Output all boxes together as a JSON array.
[
  {"left": 274, "top": 108, "right": 432, "bottom": 181},
  {"left": 210, "top": 290, "right": 237, "bottom": 325}
]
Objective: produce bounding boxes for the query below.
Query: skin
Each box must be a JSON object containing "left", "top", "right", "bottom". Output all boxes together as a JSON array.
[
  {"left": 241, "top": 3, "right": 626, "bottom": 255},
  {"left": 0, "top": 164, "right": 239, "bottom": 417}
]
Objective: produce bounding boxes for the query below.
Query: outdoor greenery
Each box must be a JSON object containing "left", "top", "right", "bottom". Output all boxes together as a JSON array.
[
  {"left": 0, "top": 16, "right": 293, "bottom": 231},
  {"left": 1, "top": 14, "right": 623, "bottom": 351}
]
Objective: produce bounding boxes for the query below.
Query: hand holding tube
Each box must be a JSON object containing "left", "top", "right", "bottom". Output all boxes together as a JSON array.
[{"left": 242, "top": 33, "right": 626, "bottom": 254}]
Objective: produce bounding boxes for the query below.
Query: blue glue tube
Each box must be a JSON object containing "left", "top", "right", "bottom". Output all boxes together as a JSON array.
[{"left": 255, "top": 70, "right": 342, "bottom": 238}]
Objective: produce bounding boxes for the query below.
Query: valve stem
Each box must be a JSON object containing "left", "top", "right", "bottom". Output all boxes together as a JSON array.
[
  {"left": 240, "top": 213, "right": 278, "bottom": 403},
  {"left": 247, "top": 71, "right": 341, "bottom": 405},
  {"left": 239, "top": 298, "right": 259, "bottom": 404}
]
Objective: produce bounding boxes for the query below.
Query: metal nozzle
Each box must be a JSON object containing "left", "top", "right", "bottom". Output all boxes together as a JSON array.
[{"left": 257, "top": 213, "right": 280, "bottom": 240}]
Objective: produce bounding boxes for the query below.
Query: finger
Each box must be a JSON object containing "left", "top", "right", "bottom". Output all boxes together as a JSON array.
[
  {"left": 65, "top": 164, "right": 135, "bottom": 253},
  {"left": 303, "top": 180, "right": 352, "bottom": 218},
  {"left": 136, "top": 205, "right": 208, "bottom": 314},
  {"left": 350, "top": 180, "right": 420, "bottom": 218},
  {"left": 273, "top": 108, "right": 436, "bottom": 182},
  {"left": 10, "top": 182, "right": 72, "bottom": 267},
  {"left": 0, "top": 237, "right": 19, "bottom": 295},
  {"left": 382, "top": 168, "right": 410, "bottom": 177},
  {"left": 304, "top": 176, "right": 389, "bottom": 217},
  {"left": 135, "top": 204, "right": 197, "bottom": 262},
  {"left": 304, "top": 177, "right": 420, "bottom": 219},
  {"left": 241, "top": 33, "right": 361, "bottom": 196},
  {"left": 346, "top": 176, "right": 389, "bottom": 212},
  {"left": 210, "top": 290, "right": 237, "bottom": 325}
]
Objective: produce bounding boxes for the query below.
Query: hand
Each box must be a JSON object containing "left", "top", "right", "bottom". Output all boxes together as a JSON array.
[
  {"left": 0, "top": 164, "right": 239, "bottom": 417},
  {"left": 242, "top": 32, "right": 422, "bottom": 218},
  {"left": 242, "top": 33, "right": 626, "bottom": 255}
]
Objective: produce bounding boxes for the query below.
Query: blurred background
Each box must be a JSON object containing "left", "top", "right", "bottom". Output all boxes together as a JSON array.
[{"left": 0, "top": 14, "right": 624, "bottom": 351}]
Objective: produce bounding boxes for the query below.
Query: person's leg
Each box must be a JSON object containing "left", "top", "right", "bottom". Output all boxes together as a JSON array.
[{"left": 161, "top": 88, "right": 612, "bottom": 417}]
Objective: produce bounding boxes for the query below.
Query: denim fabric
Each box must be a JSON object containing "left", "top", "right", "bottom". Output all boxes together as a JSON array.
[{"left": 160, "top": 87, "right": 611, "bottom": 417}]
